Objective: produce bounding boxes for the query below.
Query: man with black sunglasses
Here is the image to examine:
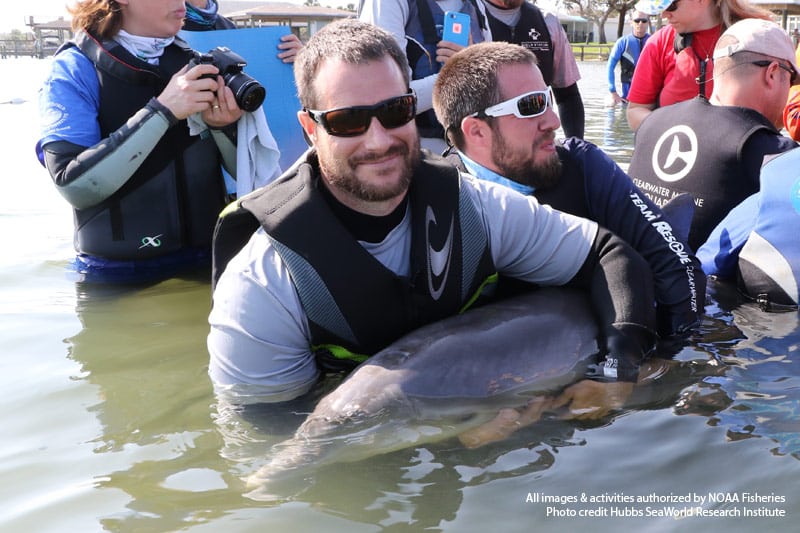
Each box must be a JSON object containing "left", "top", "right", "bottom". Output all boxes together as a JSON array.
[
  {"left": 207, "top": 20, "right": 658, "bottom": 425},
  {"left": 433, "top": 41, "right": 703, "bottom": 343},
  {"left": 607, "top": 10, "right": 651, "bottom": 105},
  {"left": 630, "top": 19, "right": 799, "bottom": 252}
]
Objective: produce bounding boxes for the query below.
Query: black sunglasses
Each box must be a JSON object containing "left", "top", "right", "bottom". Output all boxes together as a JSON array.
[
  {"left": 751, "top": 60, "right": 798, "bottom": 85},
  {"left": 665, "top": 0, "right": 681, "bottom": 12},
  {"left": 633, "top": 18, "right": 649, "bottom": 23},
  {"left": 305, "top": 93, "right": 417, "bottom": 137}
]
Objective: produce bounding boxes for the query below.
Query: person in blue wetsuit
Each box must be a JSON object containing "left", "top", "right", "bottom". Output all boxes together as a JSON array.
[
  {"left": 698, "top": 148, "right": 800, "bottom": 310},
  {"left": 433, "top": 41, "right": 705, "bottom": 338},
  {"left": 607, "top": 10, "right": 650, "bottom": 105},
  {"left": 37, "top": 0, "right": 243, "bottom": 281}
]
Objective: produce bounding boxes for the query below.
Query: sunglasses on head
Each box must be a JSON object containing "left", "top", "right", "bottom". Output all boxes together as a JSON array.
[
  {"left": 751, "top": 59, "right": 799, "bottom": 85},
  {"left": 470, "top": 87, "right": 554, "bottom": 119},
  {"left": 665, "top": 0, "right": 681, "bottom": 12},
  {"left": 305, "top": 93, "right": 417, "bottom": 137}
]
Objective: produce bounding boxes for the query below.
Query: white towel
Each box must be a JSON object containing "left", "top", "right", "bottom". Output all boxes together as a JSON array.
[
  {"left": 187, "top": 108, "right": 282, "bottom": 198},
  {"left": 235, "top": 108, "right": 282, "bottom": 197}
]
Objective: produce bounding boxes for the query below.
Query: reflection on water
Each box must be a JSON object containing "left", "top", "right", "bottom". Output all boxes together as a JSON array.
[
  {"left": 685, "top": 282, "right": 800, "bottom": 459},
  {"left": 577, "top": 63, "right": 635, "bottom": 171},
  {"left": 2, "top": 58, "right": 800, "bottom": 532}
]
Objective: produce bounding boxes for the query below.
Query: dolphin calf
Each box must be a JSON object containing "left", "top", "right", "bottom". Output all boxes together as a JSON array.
[{"left": 246, "top": 287, "right": 599, "bottom": 495}]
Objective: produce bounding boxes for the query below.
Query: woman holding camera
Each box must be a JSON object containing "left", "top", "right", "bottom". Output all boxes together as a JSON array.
[{"left": 36, "top": 0, "right": 242, "bottom": 280}]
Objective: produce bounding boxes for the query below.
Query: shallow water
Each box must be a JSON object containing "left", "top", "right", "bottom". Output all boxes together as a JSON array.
[{"left": 1, "top": 58, "right": 798, "bottom": 533}]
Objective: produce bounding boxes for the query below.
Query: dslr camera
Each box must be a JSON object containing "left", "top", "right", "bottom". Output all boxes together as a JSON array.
[{"left": 189, "top": 47, "right": 266, "bottom": 112}]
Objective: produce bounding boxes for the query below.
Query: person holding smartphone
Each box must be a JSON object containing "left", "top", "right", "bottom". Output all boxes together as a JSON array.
[{"left": 359, "top": 0, "right": 489, "bottom": 153}]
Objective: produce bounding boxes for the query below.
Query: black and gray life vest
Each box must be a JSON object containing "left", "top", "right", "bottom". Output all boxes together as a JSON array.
[
  {"left": 628, "top": 97, "right": 772, "bottom": 250},
  {"left": 211, "top": 151, "right": 498, "bottom": 370},
  {"left": 69, "top": 31, "right": 226, "bottom": 259},
  {"left": 476, "top": 0, "right": 555, "bottom": 87}
]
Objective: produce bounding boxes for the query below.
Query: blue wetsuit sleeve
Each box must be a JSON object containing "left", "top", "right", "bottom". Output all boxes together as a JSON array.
[
  {"left": 700, "top": 131, "right": 798, "bottom": 277},
  {"left": 697, "top": 193, "right": 760, "bottom": 278},
  {"left": 607, "top": 38, "right": 624, "bottom": 92},
  {"left": 565, "top": 138, "right": 705, "bottom": 336}
]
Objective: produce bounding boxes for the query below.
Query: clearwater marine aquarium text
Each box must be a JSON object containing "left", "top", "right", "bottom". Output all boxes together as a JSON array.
[{"left": 525, "top": 491, "right": 788, "bottom": 519}]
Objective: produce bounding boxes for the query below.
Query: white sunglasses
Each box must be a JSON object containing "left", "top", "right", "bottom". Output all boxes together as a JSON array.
[{"left": 470, "top": 87, "right": 554, "bottom": 119}]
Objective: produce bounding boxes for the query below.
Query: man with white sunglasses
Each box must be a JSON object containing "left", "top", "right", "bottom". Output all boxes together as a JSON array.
[
  {"left": 207, "top": 21, "right": 658, "bottom": 412},
  {"left": 433, "top": 41, "right": 704, "bottom": 341}
]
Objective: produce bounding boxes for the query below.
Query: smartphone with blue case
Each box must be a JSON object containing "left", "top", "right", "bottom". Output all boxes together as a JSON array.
[{"left": 442, "top": 11, "right": 470, "bottom": 47}]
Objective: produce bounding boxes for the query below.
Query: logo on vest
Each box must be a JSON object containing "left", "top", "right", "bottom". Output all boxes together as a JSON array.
[
  {"left": 651, "top": 125, "right": 698, "bottom": 183},
  {"left": 139, "top": 234, "right": 164, "bottom": 249},
  {"left": 528, "top": 28, "right": 541, "bottom": 41},
  {"left": 425, "top": 206, "right": 454, "bottom": 301}
]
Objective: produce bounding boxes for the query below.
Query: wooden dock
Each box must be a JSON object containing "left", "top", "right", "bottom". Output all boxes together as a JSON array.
[{"left": 570, "top": 44, "right": 614, "bottom": 61}]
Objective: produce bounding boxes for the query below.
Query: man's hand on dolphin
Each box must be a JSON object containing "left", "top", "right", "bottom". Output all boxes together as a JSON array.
[
  {"left": 550, "top": 380, "right": 634, "bottom": 420},
  {"left": 457, "top": 396, "right": 555, "bottom": 449},
  {"left": 456, "top": 379, "right": 636, "bottom": 449}
]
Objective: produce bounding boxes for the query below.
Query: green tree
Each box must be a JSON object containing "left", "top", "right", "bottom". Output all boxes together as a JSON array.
[{"left": 610, "top": 0, "right": 641, "bottom": 39}]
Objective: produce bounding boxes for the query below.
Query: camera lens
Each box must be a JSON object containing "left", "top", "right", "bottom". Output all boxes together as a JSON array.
[{"left": 225, "top": 72, "right": 266, "bottom": 112}]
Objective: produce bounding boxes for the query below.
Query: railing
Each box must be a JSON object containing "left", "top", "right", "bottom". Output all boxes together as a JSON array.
[
  {"left": 0, "top": 39, "right": 57, "bottom": 58},
  {"left": 570, "top": 43, "right": 614, "bottom": 61}
]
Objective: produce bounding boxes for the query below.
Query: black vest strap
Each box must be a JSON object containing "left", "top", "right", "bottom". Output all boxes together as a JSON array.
[
  {"left": 483, "top": 2, "right": 554, "bottom": 86},
  {"left": 73, "top": 31, "right": 194, "bottom": 87},
  {"left": 416, "top": 0, "right": 439, "bottom": 44},
  {"left": 212, "top": 152, "right": 497, "bottom": 369}
]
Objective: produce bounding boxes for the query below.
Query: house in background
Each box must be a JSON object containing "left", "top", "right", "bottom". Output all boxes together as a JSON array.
[
  {"left": 224, "top": 2, "right": 352, "bottom": 39},
  {"left": 559, "top": 13, "right": 591, "bottom": 43}
]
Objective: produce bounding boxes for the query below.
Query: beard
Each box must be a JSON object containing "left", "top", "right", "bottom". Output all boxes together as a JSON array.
[
  {"left": 319, "top": 136, "right": 421, "bottom": 203},
  {"left": 490, "top": 129, "right": 562, "bottom": 190}
]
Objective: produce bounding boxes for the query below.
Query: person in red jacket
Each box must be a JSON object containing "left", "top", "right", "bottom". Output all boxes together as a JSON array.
[{"left": 626, "top": 0, "right": 771, "bottom": 131}]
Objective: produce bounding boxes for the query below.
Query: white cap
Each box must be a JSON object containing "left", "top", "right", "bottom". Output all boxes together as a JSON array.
[
  {"left": 713, "top": 19, "right": 799, "bottom": 77},
  {"left": 634, "top": 0, "right": 672, "bottom": 15}
]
